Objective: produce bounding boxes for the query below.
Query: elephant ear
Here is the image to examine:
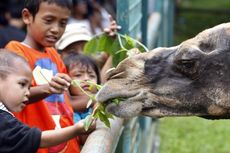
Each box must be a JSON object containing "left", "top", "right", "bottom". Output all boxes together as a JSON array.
[{"left": 83, "top": 32, "right": 148, "bottom": 66}]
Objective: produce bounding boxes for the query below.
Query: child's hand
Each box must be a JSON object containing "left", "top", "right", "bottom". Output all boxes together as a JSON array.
[
  {"left": 75, "top": 118, "right": 96, "bottom": 134},
  {"left": 103, "top": 15, "right": 121, "bottom": 37},
  {"left": 48, "top": 73, "right": 71, "bottom": 94}
]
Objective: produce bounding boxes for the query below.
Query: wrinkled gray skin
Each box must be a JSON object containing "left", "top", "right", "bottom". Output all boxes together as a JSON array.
[{"left": 96, "top": 23, "right": 230, "bottom": 119}]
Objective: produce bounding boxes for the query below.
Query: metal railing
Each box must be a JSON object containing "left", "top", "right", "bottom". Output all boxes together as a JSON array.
[{"left": 81, "top": 118, "right": 124, "bottom": 153}]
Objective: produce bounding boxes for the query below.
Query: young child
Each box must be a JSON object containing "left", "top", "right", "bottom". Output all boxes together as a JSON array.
[
  {"left": 64, "top": 53, "right": 101, "bottom": 123},
  {"left": 5, "top": 1, "right": 87, "bottom": 152},
  {"left": 0, "top": 50, "right": 95, "bottom": 153},
  {"left": 63, "top": 53, "right": 100, "bottom": 144}
]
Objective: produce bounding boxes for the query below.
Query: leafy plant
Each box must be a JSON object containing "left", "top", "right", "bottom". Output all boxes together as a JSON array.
[
  {"left": 78, "top": 32, "right": 148, "bottom": 130},
  {"left": 71, "top": 79, "right": 115, "bottom": 131},
  {"left": 83, "top": 32, "right": 149, "bottom": 66}
]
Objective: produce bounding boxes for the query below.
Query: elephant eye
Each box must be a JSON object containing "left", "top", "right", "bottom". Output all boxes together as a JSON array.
[{"left": 174, "top": 59, "right": 199, "bottom": 78}]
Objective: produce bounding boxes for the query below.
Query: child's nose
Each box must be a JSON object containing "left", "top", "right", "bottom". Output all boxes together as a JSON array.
[
  {"left": 82, "top": 74, "right": 90, "bottom": 81},
  {"left": 25, "top": 89, "right": 30, "bottom": 97},
  {"left": 50, "top": 23, "right": 60, "bottom": 34}
]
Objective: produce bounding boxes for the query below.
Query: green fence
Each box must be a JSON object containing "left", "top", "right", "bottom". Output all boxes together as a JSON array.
[{"left": 115, "top": 0, "right": 174, "bottom": 153}]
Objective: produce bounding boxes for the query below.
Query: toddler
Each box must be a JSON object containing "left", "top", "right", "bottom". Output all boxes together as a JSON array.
[
  {"left": 0, "top": 50, "right": 95, "bottom": 153},
  {"left": 64, "top": 53, "right": 101, "bottom": 123}
]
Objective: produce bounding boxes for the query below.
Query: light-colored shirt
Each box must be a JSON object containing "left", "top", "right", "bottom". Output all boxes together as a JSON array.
[{"left": 0, "top": 102, "right": 14, "bottom": 116}]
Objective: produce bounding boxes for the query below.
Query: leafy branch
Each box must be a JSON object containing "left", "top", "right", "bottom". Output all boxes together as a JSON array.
[
  {"left": 83, "top": 32, "right": 148, "bottom": 66},
  {"left": 71, "top": 79, "right": 115, "bottom": 131},
  {"left": 80, "top": 32, "right": 147, "bottom": 130}
]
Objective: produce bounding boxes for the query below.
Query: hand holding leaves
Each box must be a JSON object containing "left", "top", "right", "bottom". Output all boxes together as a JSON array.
[{"left": 71, "top": 79, "right": 115, "bottom": 131}]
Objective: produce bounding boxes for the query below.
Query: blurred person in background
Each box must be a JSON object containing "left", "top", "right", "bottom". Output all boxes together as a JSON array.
[
  {"left": 7, "top": 0, "right": 25, "bottom": 30},
  {"left": 56, "top": 23, "right": 92, "bottom": 58},
  {"left": 55, "top": 22, "right": 112, "bottom": 83},
  {"left": 0, "top": 0, "right": 25, "bottom": 48},
  {"left": 102, "top": 0, "right": 116, "bottom": 19},
  {"left": 87, "top": 0, "right": 111, "bottom": 35},
  {"left": 68, "top": 0, "right": 92, "bottom": 34},
  {"left": 69, "top": 0, "right": 112, "bottom": 35}
]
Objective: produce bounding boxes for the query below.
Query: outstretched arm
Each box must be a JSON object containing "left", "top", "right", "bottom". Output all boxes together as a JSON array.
[{"left": 40, "top": 119, "right": 96, "bottom": 148}]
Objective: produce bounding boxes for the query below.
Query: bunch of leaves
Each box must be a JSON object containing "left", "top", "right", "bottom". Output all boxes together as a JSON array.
[
  {"left": 71, "top": 79, "right": 118, "bottom": 131},
  {"left": 83, "top": 32, "right": 149, "bottom": 66},
  {"left": 79, "top": 32, "right": 148, "bottom": 130}
]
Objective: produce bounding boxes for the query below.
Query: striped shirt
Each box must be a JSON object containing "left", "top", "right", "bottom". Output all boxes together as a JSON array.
[{"left": 0, "top": 102, "right": 14, "bottom": 116}]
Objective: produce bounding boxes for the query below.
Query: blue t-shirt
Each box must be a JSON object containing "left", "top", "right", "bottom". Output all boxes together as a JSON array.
[{"left": 73, "top": 108, "right": 93, "bottom": 123}]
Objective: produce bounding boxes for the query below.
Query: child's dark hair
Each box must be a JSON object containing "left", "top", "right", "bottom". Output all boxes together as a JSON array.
[
  {"left": 0, "top": 49, "right": 29, "bottom": 79},
  {"left": 24, "top": 0, "right": 73, "bottom": 17},
  {"left": 64, "top": 53, "right": 101, "bottom": 84}
]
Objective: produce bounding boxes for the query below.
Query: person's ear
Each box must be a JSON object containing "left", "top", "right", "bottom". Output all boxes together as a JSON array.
[{"left": 22, "top": 8, "right": 33, "bottom": 25}]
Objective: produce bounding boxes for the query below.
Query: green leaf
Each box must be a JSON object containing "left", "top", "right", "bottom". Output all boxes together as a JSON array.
[
  {"left": 87, "top": 99, "right": 93, "bottom": 108},
  {"left": 113, "top": 50, "right": 126, "bottom": 66},
  {"left": 97, "top": 111, "right": 111, "bottom": 128},
  {"left": 93, "top": 109, "right": 100, "bottom": 118},
  {"left": 110, "top": 36, "right": 122, "bottom": 55},
  {"left": 112, "top": 99, "right": 120, "bottom": 105},
  {"left": 97, "top": 33, "right": 114, "bottom": 54},
  {"left": 71, "top": 79, "right": 81, "bottom": 87},
  {"left": 124, "top": 34, "right": 135, "bottom": 48},
  {"left": 71, "top": 79, "right": 91, "bottom": 97},
  {"left": 105, "top": 111, "right": 114, "bottom": 119},
  {"left": 83, "top": 32, "right": 148, "bottom": 66},
  {"left": 72, "top": 79, "right": 114, "bottom": 128},
  {"left": 83, "top": 35, "right": 100, "bottom": 55},
  {"left": 83, "top": 115, "right": 94, "bottom": 131},
  {"left": 86, "top": 80, "right": 102, "bottom": 90}
]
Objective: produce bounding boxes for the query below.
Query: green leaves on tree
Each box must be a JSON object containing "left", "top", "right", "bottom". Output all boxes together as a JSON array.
[{"left": 83, "top": 32, "right": 148, "bottom": 66}]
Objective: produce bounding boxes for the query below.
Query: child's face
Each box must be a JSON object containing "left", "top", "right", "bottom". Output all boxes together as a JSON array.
[
  {"left": 69, "top": 64, "right": 97, "bottom": 94},
  {"left": 23, "top": 2, "right": 71, "bottom": 49},
  {"left": 0, "top": 60, "right": 32, "bottom": 112}
]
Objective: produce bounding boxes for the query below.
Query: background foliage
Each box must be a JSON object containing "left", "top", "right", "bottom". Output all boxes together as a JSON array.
[
  {"left": 159, "top": 117, "right": 230, "bottom": 153},
  {"left": 174, "top": 0, "right": 230, "bottom": 45}
]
